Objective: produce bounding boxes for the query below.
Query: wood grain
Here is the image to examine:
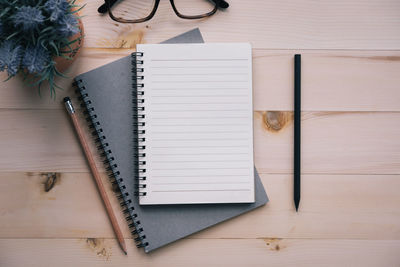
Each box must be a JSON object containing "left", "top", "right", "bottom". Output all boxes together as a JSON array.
[
  {"left": 1, "top": 49, "right": 400, "bottom": 111},
  {"left": 0, "top": 109, "right": 398, "bottom": 174},
  {"left": 79, "top": 0, "right": 400, "bottom": 50},
  {"left": 1, "top": 238, "right": 399, "bottom": 267},
  {"left": 254, "top": 111, "right": 400, "bottom": 174},
  {"left": 1, "top": 172, "right": 399, "bottom": 239},
  {"left": 1, "top": 0, "right": 400, "bottom": 264}
]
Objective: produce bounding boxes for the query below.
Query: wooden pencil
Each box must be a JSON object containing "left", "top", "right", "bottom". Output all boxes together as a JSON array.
[{"left": 64, "top": 97, "right": 128, "bottom": 255}]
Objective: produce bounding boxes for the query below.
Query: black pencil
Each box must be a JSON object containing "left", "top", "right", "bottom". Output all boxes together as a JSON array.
[{"left": 294, "top": 54, "right": 301, "bottom": 212}]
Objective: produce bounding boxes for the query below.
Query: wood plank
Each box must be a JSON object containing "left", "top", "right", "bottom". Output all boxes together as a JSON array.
[
  {"left": 0, "top": 238, "right": 399, "bottom": 267},
  {"left": 254, "top": 111, "right": 400, "bottom": 174},
  {"left": 79, "top": 0, "right": 400, "bottom": 50},
  {"left": 0, "top": 109, "right": 398, "bottom": 174},
  {"left": 253, "top": 51, "right": 400, "bottom": 111},
  {"left": 1, "top": 49, "right": 400, "bottom": 111},
  {"left": 1, "top": 172, "right": 399, "bottom": 239}
]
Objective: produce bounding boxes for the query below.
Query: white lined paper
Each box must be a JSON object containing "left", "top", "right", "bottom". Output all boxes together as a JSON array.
[{"left": 137, "top": 43, "right": 254, "bottom": 205}]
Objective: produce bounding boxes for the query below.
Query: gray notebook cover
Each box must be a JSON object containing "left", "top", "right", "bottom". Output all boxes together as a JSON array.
[{"left": 75, "top": 29, "right": 268, "bottom": 253}]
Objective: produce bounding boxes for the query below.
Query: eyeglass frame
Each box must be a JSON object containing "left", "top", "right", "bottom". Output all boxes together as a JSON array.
[{"left": 100, "top": 0, "right": 229, "bottom": 23}]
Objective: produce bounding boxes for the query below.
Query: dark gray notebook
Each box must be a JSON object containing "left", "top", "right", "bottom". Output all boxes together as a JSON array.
[{"left": 74, "top": 29, "right": 268, "bottom": 253}]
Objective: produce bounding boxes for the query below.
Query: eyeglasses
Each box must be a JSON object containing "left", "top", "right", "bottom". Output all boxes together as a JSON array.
[{"left": 98, "top": 0, "right": 229, "bottom": 23}]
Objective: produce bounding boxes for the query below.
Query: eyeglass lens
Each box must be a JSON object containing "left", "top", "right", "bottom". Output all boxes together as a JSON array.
[{"left": 109, "top": 0, "right": 217, "bottom": 21}]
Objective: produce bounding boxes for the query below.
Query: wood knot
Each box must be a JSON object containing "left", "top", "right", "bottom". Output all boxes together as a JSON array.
[
  {"left": 262, "top": 111, "right": 292, "bottom": 132},
  {"left": 262, "top": 238, "right": 285, "bottom": 251},
  {"left": 42, "top": 172, "right": 60, "bottom": 192},
  {"left": 118, "top": 29, "right": 144, "bottom": 48},
  {"left": 96, "top": 29, "right": 144, "bottom": 48},
  {"left": 86, "top": 238, "right": 99, "bottom": 248},
  {"left": 86, "top": 238, "right": 112, "bottom": 259}
]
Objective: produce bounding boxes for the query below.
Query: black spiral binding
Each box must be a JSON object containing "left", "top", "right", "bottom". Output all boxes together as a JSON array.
[
  {"left": 73, "top": 77, "right": 148, "bottom": 249},
  {"left": 132, "top": 52, "right": 147, "bottom": 200}
]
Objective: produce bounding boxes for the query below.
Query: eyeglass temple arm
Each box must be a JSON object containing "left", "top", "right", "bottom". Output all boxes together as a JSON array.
[
  {"left": 98, "top": 0, "right": 229, "bottom": 14},
  {"left": 212, "top": 0, "right": 229, "bottom": 9},
  {"left": 98, "top": 0, "right": 118, "bottom": 14}
]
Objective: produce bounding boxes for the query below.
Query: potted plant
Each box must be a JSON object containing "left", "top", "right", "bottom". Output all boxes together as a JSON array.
[{"left": 0, "top": 0, "right": 84, "bottom": 98}]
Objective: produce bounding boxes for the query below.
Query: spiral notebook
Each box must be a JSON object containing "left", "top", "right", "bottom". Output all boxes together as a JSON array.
[
  {"left": 74, "top": 29, "right": 268, "bottom": 253},
  {"left": 133, "top": 43, "right": 255, "bottom": 205}
]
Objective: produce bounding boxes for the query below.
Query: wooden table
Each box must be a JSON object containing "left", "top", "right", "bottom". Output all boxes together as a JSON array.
[{"left": 1, "top": 0, "right": 400, "bottom": 266}]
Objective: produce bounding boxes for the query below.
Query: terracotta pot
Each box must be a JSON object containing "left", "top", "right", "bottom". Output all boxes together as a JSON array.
[{"left": 54, "top": 18, "right": 84, "bottom": 73}]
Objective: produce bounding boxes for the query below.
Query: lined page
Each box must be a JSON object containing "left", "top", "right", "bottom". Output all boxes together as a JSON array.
[{"left": 137, "top": 43, "right": 254, "bottom": 204}]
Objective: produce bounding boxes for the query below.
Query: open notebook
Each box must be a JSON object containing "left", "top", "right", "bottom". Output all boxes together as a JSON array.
[
  {"left": 134, "top": 43, "right": 255, "bottom": 205},
  {"left": 75, "top": 29, "right": 268, "bottom": 252}
]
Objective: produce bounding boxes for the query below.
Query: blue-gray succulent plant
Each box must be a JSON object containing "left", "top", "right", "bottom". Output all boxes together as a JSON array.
[
  {"left": 0, "top": 0, "right": 84, "bottom": 97},
  {"left": 0, "top": 40, "right": 23, "bottom": 76}
]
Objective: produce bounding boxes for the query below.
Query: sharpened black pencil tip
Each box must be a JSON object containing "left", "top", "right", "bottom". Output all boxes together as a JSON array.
[{"left": 294, "top": 199, "right": 300, "bottom": 212}]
